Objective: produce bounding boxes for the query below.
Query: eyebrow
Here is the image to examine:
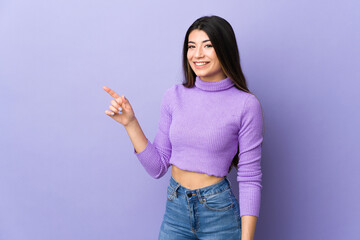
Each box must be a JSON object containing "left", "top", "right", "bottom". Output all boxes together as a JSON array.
[{"left": 188, "top": 40, "right": 210, "bottom": 44}]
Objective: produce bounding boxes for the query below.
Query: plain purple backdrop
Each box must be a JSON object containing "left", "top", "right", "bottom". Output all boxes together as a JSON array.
[{"left": 1, "top": 0, "right": 359, "bottom": 239}]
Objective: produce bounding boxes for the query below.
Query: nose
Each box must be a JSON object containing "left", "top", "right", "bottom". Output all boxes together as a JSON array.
[{"left": 195, "top": 46, "right": 204, "bottom": 58}]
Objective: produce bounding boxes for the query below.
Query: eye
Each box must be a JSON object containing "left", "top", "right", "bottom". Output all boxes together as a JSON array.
[
  {"left": 205, "top": 44, "right": 213, "bottom": 48},
  {"left": 188, "top": 45, "right": 195, "bottom": 49}
]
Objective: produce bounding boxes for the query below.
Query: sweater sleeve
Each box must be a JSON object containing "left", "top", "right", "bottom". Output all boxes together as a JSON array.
[
  {"left": 133, "top": 88, "right": 173, "bottom": 179},
  {"left": 237, "top": 94, "right": 264, "bottom": 217}
]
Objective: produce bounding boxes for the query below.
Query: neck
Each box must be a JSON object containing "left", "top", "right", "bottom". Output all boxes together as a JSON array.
[
  {"left": 195, "top": 75, "right": 235, "bottom": 92},
  {"left": 197, "top": 72, "right": 227, "bottom": 82}
]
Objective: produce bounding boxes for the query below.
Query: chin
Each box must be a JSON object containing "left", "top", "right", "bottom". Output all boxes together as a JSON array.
[{"left": 195, "top": 73, "right": 211, "bottom": 78}]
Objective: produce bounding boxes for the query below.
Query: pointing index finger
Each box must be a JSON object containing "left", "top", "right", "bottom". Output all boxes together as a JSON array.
[{"left": 103, "top": 86, "right": 121, "bottom": 99}]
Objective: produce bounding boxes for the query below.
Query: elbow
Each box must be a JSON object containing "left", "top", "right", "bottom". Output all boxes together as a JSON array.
[
  {"left": 152, "top": 155, "right": 170, "bottom": 179},
  {"left": 152, "top": 163, "right": 168, "bottom": 179}
]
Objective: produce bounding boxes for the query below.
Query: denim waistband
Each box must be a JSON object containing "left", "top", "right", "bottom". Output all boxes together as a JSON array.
[{"left": 168, "top": 175, "right": 232, "bottom": 199}]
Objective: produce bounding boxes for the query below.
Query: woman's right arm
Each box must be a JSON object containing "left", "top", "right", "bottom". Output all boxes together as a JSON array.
[
  {"left": 123, "top": 117, "right": 147, "bottom": 154},
  {"left": 103, "top": 86, "right": 173, "bottom": 179}
]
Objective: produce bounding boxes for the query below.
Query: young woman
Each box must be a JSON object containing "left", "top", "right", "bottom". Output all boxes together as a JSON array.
[{"left": 103, "top": 15, "right": 264, "bottom": 240}]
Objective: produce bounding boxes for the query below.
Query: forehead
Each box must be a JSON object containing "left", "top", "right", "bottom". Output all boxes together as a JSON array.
[{"left": 188, "top": 29, "right": 210, "bottom": 43}]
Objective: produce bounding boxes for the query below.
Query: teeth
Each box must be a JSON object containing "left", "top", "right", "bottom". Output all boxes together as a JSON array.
[{"left": 195, "top": 62, "right": 208, "bottom": 66}]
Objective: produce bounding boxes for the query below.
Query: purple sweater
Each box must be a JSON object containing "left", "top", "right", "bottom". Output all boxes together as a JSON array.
[{"left": 134, "top": 76, "right": 264, "bottom": 217}]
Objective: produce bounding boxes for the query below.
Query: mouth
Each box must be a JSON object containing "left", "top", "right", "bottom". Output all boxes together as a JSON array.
[
  {"left": 194, "top": 61, "right": 210, "bottom": 66},
  {"left": 193, "top": 61, "right": 210, "bottom": 69}
]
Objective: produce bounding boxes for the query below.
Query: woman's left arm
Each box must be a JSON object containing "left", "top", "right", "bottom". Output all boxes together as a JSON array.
[
  {"left": 237, "top": 94, "right": 264, "bottom": 239},
  {"left": 241, "top": 215, "right": 257, "bottom": 240}
]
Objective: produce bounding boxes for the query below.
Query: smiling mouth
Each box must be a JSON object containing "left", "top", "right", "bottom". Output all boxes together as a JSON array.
[{"left": 194, "top": 62, "right": 209, "bottom": 66}]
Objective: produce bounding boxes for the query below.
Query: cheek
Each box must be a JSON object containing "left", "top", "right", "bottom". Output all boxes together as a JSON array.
[
  {"left": 210, "top": 51, "right": 218, "bottom": 61},
  {"left": 187, "top": 52, "right": 192, "bottom": 61},
  {"left": 212, "top": 56, "right": 221, "bottom": 67}
]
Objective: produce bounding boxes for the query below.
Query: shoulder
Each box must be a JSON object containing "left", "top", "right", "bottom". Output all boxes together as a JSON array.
[
  {"left": 240, "top": 92, "right": 263, "bottom": 123},
  {"left": 164, "top": 82, "right": 185, "bottom": 92},
  {"left": 244, "top": 93, "right": 261, "bottom": 108},
  {"left": 162, "top": 83, "right": 189, "bottom": 98},
  {"left": 228, "top": 88, "right": 261, "bottom": 108},
  {"left": 160, "top": 84, "right": 184, "bottom": 108},
  {"left": 225, "top": 88, "right": 261, "bottom": 109}
]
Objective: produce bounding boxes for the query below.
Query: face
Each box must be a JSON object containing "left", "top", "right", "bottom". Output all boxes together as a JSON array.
[{"left": 187, "top": 29, "right": 226, "bottom": 82}]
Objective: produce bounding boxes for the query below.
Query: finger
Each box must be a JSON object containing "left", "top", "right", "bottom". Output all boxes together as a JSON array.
[
  {"left": 110, "top": 99, "right": 120, "bottom": 109},
  {"left": 105, "top": 110, "right": 115, "bottom": 116},
  {"left": 115, "top": 97, "right": 123, "bottom": 105},
  {"left": 116, "top": 98, "right": 126, "bottom": 109},
  {"left": 109, "top": 105, "right": 121, "bottom": 114},
  {"left": 103, "top": 86, "right": 121, "bottom": 99}
]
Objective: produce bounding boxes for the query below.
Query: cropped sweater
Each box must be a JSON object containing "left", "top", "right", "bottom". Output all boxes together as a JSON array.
[{"left": 134, "top": 76, "right": 264, "bottom": 217}]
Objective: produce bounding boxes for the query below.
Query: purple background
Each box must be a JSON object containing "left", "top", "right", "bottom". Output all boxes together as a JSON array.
[{"left": 1, "top": 0, "right": 359, "bottom": 239}]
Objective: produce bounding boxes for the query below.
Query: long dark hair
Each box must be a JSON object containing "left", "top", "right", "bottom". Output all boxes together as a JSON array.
[{"left": 182, "top": 15, "right": 256, "bottom": 174}]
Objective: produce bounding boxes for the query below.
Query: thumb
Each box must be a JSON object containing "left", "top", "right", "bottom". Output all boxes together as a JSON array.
[{"left": 121, "top": 95, "right": 129, "bottom": 109}]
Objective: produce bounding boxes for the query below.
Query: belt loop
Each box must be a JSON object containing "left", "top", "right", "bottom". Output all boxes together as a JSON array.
[
  {"left": 196, "top": 189, "right": 203, "bottom": 203},
  {"left": 173, "top": 183, "right": 180, "bottom": 198}
]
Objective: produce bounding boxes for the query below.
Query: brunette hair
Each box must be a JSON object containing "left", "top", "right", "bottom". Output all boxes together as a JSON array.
[{"left": 182, "top": 15, "right": 262, "bottom": 174}]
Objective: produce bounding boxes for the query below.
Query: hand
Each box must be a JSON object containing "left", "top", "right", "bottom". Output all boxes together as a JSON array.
[{"left": 103, "top": 86, "right": 136, "bottom": 127}]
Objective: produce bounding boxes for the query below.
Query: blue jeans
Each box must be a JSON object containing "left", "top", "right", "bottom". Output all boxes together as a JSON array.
[{"left": 158, "top": 176, "right": 241, "bottom": 239}]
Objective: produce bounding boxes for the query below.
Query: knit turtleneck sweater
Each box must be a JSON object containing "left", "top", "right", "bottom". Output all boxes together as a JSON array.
[{"left": 134, "top": 76, "right": 264, "bottom": 217}]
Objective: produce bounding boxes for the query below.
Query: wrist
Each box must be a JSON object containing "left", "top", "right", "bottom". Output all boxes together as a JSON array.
[{"left": 124, "top": 117, "right": 138, "bottom": 128}]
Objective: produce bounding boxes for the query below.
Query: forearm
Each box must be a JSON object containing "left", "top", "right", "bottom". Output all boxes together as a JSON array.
[
  {"left": 124, "top": 117, "right": 148, "bottom": 154},
  {"left": 241, "top": 215, "right": 257, "bottom": 240}
]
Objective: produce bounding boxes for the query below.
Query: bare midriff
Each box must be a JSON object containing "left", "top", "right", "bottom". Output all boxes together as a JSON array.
[{"left": 171, "top": 164, "right": 225, "bottom": 190}]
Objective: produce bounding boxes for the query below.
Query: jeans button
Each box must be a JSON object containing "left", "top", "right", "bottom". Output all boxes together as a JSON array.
[{"left": 187, "top": 192, "right": 192, "bottom": 197}]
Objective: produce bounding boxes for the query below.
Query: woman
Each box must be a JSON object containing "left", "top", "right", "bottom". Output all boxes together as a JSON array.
[{"left": 103, "top": 15, "right": 264, "bottom": 240}]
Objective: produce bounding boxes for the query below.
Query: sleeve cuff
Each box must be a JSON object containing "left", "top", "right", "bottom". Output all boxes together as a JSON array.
[
  {"left": 239, "top": 187, "right": 261, "bottom": 217},
  {"left": 133, "top": 138, "right": 150, "bottom": 156},
  {"left": 133, "top": 139, "right": 166, "bottom": 179}
]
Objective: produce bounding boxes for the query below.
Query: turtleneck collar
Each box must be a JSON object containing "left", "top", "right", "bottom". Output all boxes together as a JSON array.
[{"left": 195, "top": 76, "right": 235, "bottom": 92}]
